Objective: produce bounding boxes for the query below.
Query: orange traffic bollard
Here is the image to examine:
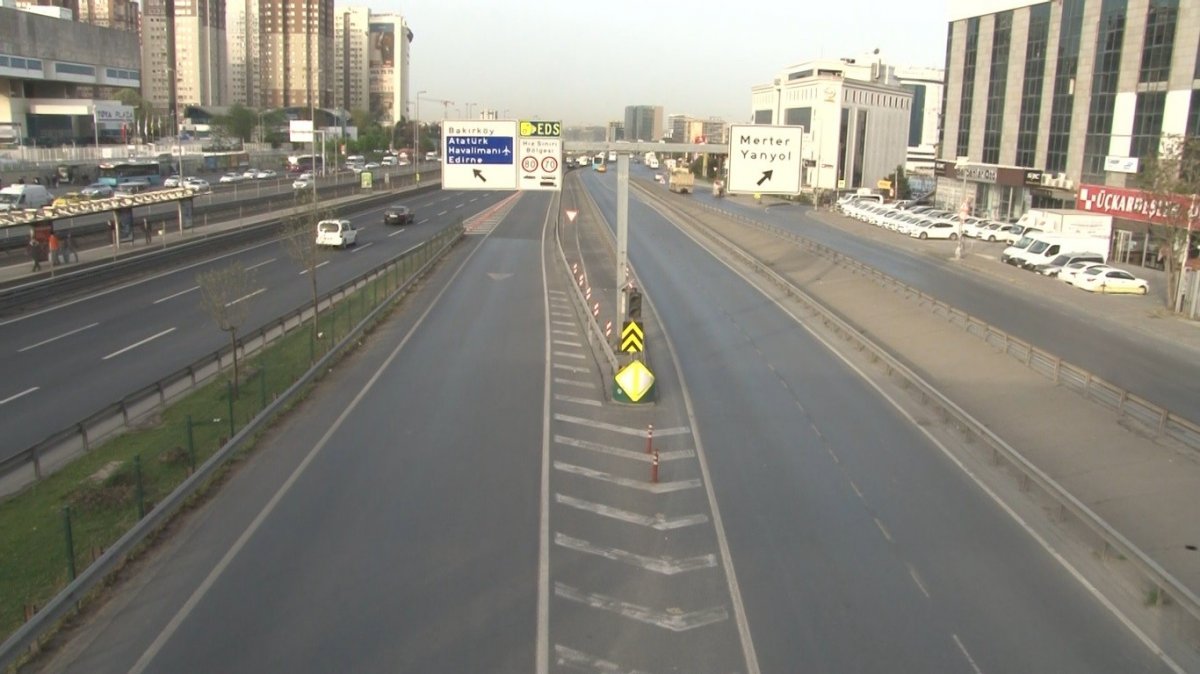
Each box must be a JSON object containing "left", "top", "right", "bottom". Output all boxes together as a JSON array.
[
  {"left": 646, "top": 424, "right": 653, "bottom": 454},
  {"left": 651, "top": 450, "right": 660, "bottom": 484}
]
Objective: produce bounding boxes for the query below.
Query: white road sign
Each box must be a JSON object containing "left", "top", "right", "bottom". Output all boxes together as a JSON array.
[
  {"left": 726, "top": 124, "right": 804, "bottom": 195},
  {"left": 289, "top": 120, "right": 313, "bottom": 143},
  {"left": 517, "top": 137, "right": 562, "bottom": 191},
  {"left": 441, "top": 120, "right": 518, "bottom": 190}
]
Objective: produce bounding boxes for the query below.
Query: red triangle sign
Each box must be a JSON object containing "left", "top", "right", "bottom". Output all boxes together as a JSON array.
[{"left": 565, "top": 209, "right": 578, "bottom": 223}]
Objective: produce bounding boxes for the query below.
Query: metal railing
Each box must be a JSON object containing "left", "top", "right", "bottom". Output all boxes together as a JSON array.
[
  {"left": 0, "top": 221, "right": 463, "bottom": 669},
  {"left": 633, "top": 180, "right": 1200, "bottom": 642},
  {"left": 686, "top": 193, "right": 1200, "bottom": 453},
  {"left": 557, "top": 178, "right": 618, "bottom": 374}
]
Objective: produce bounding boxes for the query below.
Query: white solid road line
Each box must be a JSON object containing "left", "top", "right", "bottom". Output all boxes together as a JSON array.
[
  {"left": 224, "top": 287, "right": 267, "bottom": 307},
  {"left": 18, "top": 322, "right": 100, "bottom": 352},
  {"left": 351, "top": 242, "right": 375, "bottom": 252},
  {"left": 102, "top": 327, "right": 176, "bottom": 360},
  {"left": 298, "top": 260, "right": 330, "bottom": 275},
  {"left": 244, "top": 257, "right": 276, "bottom": 271},
  {"left": 153, "top": 285, "right": 200, "bottom": 304},
  {"left": 952, "top": 634, "right": 985, "bottom": 674},
  {"left": 0, "top": 386, "right": 39, "bottom": 406},
  {"left": 536, "top": 195, "right": 555, "bottom": 674}
]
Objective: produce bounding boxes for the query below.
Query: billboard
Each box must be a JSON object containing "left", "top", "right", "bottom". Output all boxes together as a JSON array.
[{"left": 369, "top": 23, "right": 394, "bottom": 68}]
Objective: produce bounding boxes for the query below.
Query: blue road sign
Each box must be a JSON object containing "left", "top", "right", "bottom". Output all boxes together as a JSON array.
[{"left": 446, "top": 136, "right": 514, "bottom": 165}]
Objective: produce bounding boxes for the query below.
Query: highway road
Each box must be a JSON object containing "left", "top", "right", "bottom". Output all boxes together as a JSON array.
[
  {"left": 579, "top": 169, "right": 1176, "bottom": 672},
  {"left": 0, "top": 185, "right": 508, "bottom": 461},
  {"left": 632, "top": 166, "right": 1200, "bottom": 421}
]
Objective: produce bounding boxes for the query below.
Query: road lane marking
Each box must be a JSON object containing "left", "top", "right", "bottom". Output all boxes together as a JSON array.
[
  {"left": 245, "top": 257, "right": 276, "bottom": 271},
  {"left": 908, "top": 564, "right": 931, "bottom": 599},
  {"left": 554, "top": 533, "right": 716, "bottom": 575},
  {"left": 555, "top": 435, "right": 694, "bottom": 462},
  {"left": 388, "top": 228, "right": 406, "bottom": 237},
  {"left": 952, "top": 634, "right": 984, "bottom": 674},
  {"left": 549, "top": 289, "right": 567, "bottom": 296},
  {"left": 554, "top": 461, "right": 700, "bottom": 493},
  {"left": 553, "top": 393, "right": 601, "bottom": 407},
  {"left": 153, "top": 286, "right": 199, "bottom": 304},
  {"left": 552, "top": 340, "right": 583, "bottom": 347},
  {"left": 418, "top": 218, "right": 429, "bottom": 224},
  {"left": 224, "top": 288, "right": 267, "bottom": 307},
  {"left": 552, "top": 329, "right": 577, "bottom": 336},
  {"left": 454, "top": 203, "right": 465, "bottom": 209},
  {"left": 551, "top": 320, "right": 575, "bottom": 327},
  {"left": 849, "top": 480, "right": 864, "bottom": 499},
  {"left": 351, "top": 242, "right": 375, "bottom": 253},
  {"left": 18, "top": 322, "right": 99, "bottom": 352},
  {"left": 437, "top": 210, "right": 448, "bottom": 216},
  {"left": 554, "top": 645, "right": 644, "bottom": 674},
  {"left": 553, "top": 363, "right": 588, "bottom": 374},
  {"left": 555, "top": 493, "right": 708, "bottom": 530},
  {"left": 129, "top": 189, "right": 503, "bottom": 674},
  {"left": 554, "top": 582, "right": 727, "bottom": 632},
  {"left": 0, "top": 386, "right": 39, "bottom": 405},
  {"left": 299, "top": 260, "right": 330, "bottom": 275},
  {"left": 536, "top": 194, "right": 556, "bottom": 674},
  {"left": 553, "top": 351, "right": 585, "bottom": 360},
  {"left": 550, "top": 311, "right": 572, "bottom": 318},
  {"left": 873, "top": 518, "right": 893, "bottom": 542},
  {"left": 554, "top": 413, "right": 689, "bottom": 437},
  {"left": 101, "top": 327, "right": 176, "bottom": 360},
  {"left": 553, "top": 377, "right": 594, "bottom": 388}
]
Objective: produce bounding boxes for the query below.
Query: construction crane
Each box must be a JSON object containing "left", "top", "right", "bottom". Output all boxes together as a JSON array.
[{"left": 418, "top": 96, "right": 454, "bottom": 120}]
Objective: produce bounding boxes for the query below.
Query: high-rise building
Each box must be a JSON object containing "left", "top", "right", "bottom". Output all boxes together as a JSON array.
[
  {"left": 226, "top": 0, "right": 258, "bottom": 106},
  {"left": 259, "top": 0, "right": 334, "bottom": 110},
  {"left": 16, "top": 0, "right": 137, "bottom": 30},
  {"left": 606, "top": 120, "right": 624, "bottom": 141},
  {"left": 941, "top": 1, "right": 1199, "bottom": 256},
  {"left": 623, "top": 104, "right": 663, "bottom": 142},
  {"left": 333, "top": 7, "right": 411, "bottom": 126},
  {"left": 141, "top": 0, "right": 226, "bottom": 117}
]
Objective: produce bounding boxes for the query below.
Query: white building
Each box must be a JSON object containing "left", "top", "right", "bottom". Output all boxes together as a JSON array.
[
  {"left": 751, "top": 54, "right": 915, "bottom": 195},
  {"left": 333, "top": 6, "right": 411, "bottom": 127},
  {"left": 894, "top": 64, "right": 945, "bottom": 175},
  {"left": 225, "top": 0, "right": 258, "bottom": 106}
]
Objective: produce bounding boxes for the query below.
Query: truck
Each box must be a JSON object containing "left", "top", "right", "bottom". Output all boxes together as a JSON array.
[
  {"left": 0, "top": 184, "right": 53, "bottom": 211},
  {"left": 668, "top": 168, "right": 694, "bottom": 194},
  {"left": 1005, "top": 233, "right": 1112, "bottom": 269},
  {"left": 1013, "top": 209, "right": 1113, "bottom": 239}
]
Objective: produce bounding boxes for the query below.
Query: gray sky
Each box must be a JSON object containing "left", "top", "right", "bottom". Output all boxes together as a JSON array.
[{"left": 364, "top": 0, "right": 950, "bottom": 126}]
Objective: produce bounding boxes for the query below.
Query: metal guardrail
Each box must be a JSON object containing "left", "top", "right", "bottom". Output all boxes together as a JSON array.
[
  {"left": 558, "top": 178, "right": 618, "bottom": 374},
  {"left": 0, "top": 182, "right": 442, "bottom": 493},
  {"left": 633, "top": 181, "right": 1200, "bottom": 642},
  {"left": 684, "top": 194, "right": 1200, "bottom": 454},
  {"left": 0, "top": 221, "right": 464, "bottom": 671},
  {"left": 0, "top": 176, "right": 441, "bottom": 314}
]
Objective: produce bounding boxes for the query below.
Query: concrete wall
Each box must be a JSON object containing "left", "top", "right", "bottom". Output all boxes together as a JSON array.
[{"left": 0, "top": 7, "right": 139, "bottom": 68}]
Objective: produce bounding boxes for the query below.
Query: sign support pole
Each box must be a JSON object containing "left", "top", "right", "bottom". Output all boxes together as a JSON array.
[{"left": 616, "top": 153, "right": 629, "bottom": 318}]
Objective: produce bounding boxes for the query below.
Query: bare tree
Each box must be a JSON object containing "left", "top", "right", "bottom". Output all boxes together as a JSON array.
[
  {"left": 197, "top": 261, "right": 259, "bottom": 395},
  {"left": 1137, "top": 134, "right": 1200, "bottom": 310},
  {"left": 280, "top": 208, "right": 333, "bottom": 359}
]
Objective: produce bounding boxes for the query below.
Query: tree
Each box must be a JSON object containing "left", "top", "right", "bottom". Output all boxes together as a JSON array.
[
  {"left": 212, "top": 104, "right": 259, "bottom": 143},
  {"left": 891, "top": 165, "right": 912, "bottom": 200},
  {"left": 1136, "top": 134, "right": 1200, "bottom": 310},
  {"left": 280, "top": 208, "right": 333, "bottom": 358},
  {"left": 197, "top": 262, "right": 259, "bottom": 395},
  {"left": 350, "top": 107, "right": 378, "bottom": 134}
]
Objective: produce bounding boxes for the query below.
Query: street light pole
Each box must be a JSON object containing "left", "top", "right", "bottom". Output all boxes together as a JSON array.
[
  {"left": 955, "top": 156, "right": 969, "bottom": 261},
  {"left": 414, "top": 89, "right": 427, "bottom": 164}
]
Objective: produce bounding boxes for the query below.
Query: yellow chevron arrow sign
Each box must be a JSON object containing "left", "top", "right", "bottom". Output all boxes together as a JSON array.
[{"left": 620, "top": 320, "right": 644, "bottom": 353}]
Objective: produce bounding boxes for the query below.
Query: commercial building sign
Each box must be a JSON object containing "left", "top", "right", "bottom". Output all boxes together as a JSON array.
[
  {"left": 1076, "top": 183, "right": 1199, "bottom": 226},
  {"left": 935, "top": 161, "right": 1042, "bottom": 187}
]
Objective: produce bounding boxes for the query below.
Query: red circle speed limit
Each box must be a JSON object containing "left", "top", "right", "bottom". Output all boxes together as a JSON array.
[
  {"left": 541, "top": 156, "right": 559, "bottom": 172},
  {"left": 521, "top": 156, "right": 539, "bottom": 172}
]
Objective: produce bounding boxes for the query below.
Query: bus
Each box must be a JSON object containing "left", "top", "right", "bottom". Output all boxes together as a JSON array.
[
  {"left": 97, "top": 159, "right": 171, "bottom": 187},
  {"left": 287, "top": 154, "right": 323, "bottom": 175},
  {"left": 202, "top": 150, "right": 251, "bottom": 172}
]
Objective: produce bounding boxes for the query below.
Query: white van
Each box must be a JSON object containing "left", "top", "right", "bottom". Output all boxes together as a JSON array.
[
  {"left": 0, "top": 184, "right": 53, "bottom": 211},
  {"left": 315, "top": 219, "right": 358, "bottom": 248},
  {"left": 1016, "top": 235, "right": 1110, "bottom": 270},
  {"left": 999, "top": 230, "right": 1045, "bottom": 264}
]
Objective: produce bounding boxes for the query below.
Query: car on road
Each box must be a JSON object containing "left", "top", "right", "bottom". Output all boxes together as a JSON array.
[
  {"left": 115, "top": 179, "right": 151, "bottom": 195},
  {"left": 364, "top": 162, "right": 381, "bottom": 170},
  {"left": 292, "top": 173, "right": 314, "bottom": 190},
  {"left": 1073, "top": 267, "right": 1149, "bottom": 294},
  {"left": 182, "top": 177, "right": 211, "bottom": 192},
  {"left": 52, "top": 192, "right": 86, "bottom": 207},
  {"left": 163, "top": 175, "right": 183, "bottom": 187},
  {"left": 220, "top": 172, "right": 248, "bottom": 184},
  {"left": 253, "top": 169, "right": 278, "bottom": 180},
  {"left": 81, "top": 183, "right": 114, "bottom": 198},
  {"left": 384, "top": 204, "right": 414, "bottom": 226},
  {"left": 316, "top": 219, "right": 357, "bottom": 248}
]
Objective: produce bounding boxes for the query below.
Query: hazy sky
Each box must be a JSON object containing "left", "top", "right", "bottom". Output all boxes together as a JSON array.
[{"left": 361, "top": 0, "right": 950, "bottom": 126}]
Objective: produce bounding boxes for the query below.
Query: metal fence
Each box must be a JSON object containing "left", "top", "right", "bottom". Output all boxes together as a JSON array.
[
  {"left": 0, "top": 221, "right": 463, "bottom": 667},
  {"left": 636, "top": 181, "right": 1200, "bottom": 647}
]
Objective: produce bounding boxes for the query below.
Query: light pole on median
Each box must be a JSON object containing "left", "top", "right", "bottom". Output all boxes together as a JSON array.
[
  {"left": 414, "top": 89, "right": 427, "bottom": 166},
  {"left": 954, "top": 156, "right": 969, "bottom": 260}
]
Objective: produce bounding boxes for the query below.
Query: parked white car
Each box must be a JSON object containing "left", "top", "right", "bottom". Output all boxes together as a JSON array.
[
  {"left": 316, "top": 219, "right": 357, "bottom": 248},
  {"left": 910, "top": 219, "right": 960, "bottom": 240},
  {"left": 1073, "top": 267, "right": 1149, "bottom": 294},
  {"left": 1061, "top": 262, "right": 1111, "bottom": 285},
  {"left": 1035, "top": 253, "right": 1105, "bottom": 277}
]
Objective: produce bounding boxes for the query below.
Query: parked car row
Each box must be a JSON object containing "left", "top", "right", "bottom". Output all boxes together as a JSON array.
[
  {"left": 218, "top": 168, "right": 279, "bottom": 184},
  {"left": 839, "top": 199, "right": 974, "bottom": 241}
]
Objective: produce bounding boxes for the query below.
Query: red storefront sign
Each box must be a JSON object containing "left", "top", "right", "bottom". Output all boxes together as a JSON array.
[{"left": 1076, "top": 183, "right": 1199, "bottom": 226}]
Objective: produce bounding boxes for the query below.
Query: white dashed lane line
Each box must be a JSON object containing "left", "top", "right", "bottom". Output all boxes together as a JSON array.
[
  {"left": 18, "top": 322, "right": 100, "bottom": 352},
  {"left": 0, "top": 386, "right": 39, "bottom": 406},
  {"left": 102, "top": 327, "right": 177, "bottom": 360},
  {"left": 225, "top": 288, "right": 267, "bottom": 307},
  {"left": 299, "top": 261, "right": 331, "bottom": 275},
  {"left": 153, "top": 286, "right": 199, "bottom": 304}
]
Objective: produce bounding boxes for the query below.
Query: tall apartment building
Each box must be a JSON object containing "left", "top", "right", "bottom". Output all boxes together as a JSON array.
[
  {"left": 141, "top": 0, "right": 226, "bottom": 116},
  {"left": 623, "top": 104, "right": 663, "bottom": 142},
  {"left": 258, "top": 0, "right": 334, "bottom": 110},
  {"left": 226, "top": 0, "right": 257, "bottom": 105},
  {"left": 333, "top": 7, "right": 411, "bottom": 126},
  {"left": 940, "top": 1, "right": 1200, "bottom": 223}
]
